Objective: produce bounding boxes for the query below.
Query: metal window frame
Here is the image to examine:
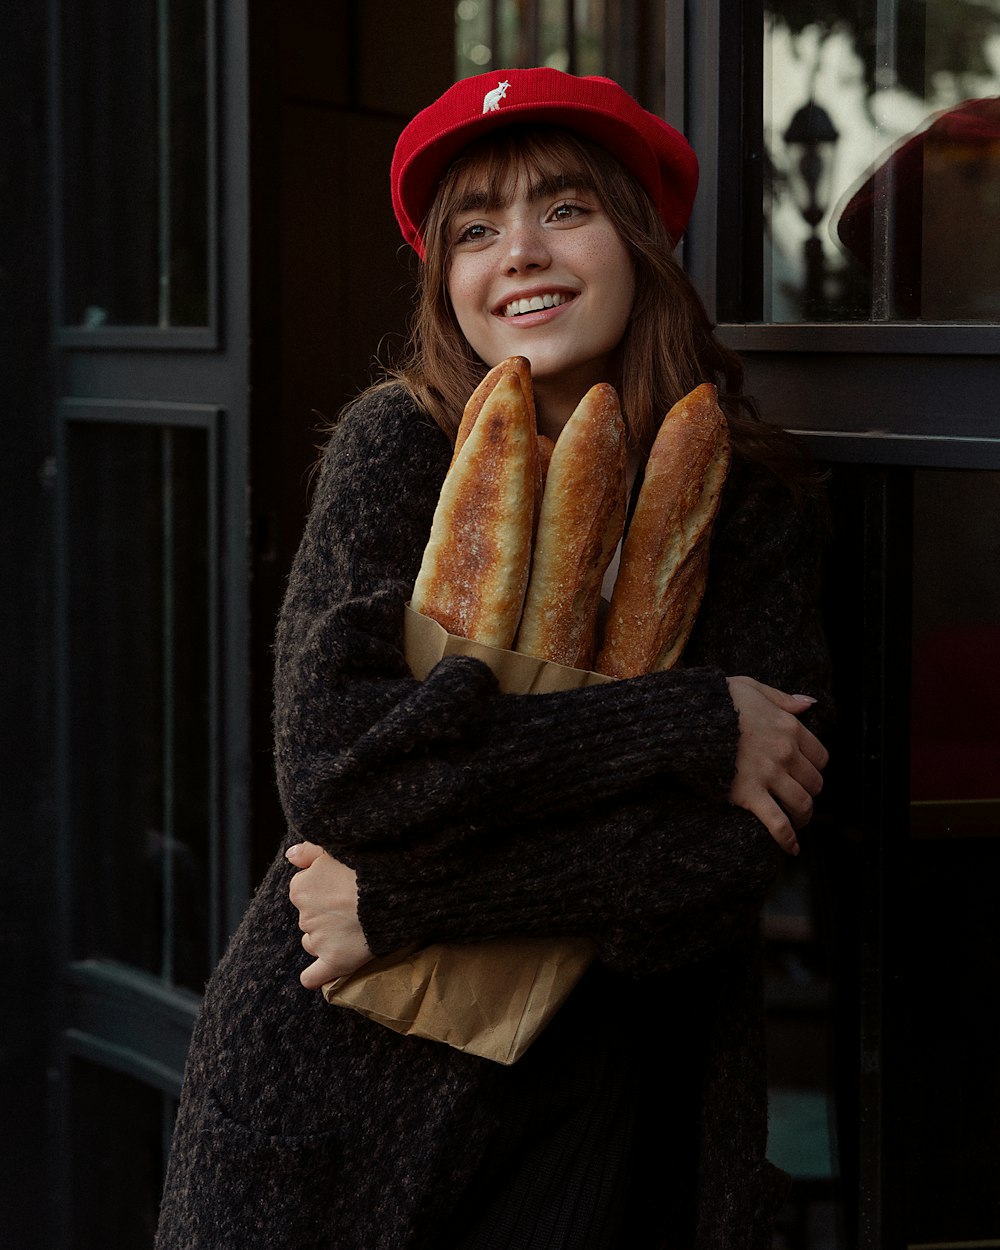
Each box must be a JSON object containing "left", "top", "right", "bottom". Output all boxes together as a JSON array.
[
  {"left": 49, "top": 397, "right": 235, "bottom": 1246},
  {"left": 53, "top": 397, "right": 227, "bottom": 995},
  {"left": 45, "top": 0, "right": 252, "bottom": 1244},
  {"left": 680, "top": 1, "right": 999, "bottom": 464},
  {"left": 678, "top": 5, "right": 1000, "bottom": 1247},
  {"left": 49, "top": 0, "right": 220, "bottom": 348}
]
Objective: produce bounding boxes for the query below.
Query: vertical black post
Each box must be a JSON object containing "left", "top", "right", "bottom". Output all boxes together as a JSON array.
[{"left": 855, "top": 465, "right": 912, "bottom": 1250}]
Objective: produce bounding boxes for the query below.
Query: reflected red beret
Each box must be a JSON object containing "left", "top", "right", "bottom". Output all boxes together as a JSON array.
[
  {"left": 391, "top": 67, "right": 699, "bottom": 259},
  {"left": 837, "top": 95, "right": 1000, "bottom": 269}
]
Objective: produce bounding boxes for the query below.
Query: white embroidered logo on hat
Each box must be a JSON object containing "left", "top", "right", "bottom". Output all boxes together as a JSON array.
[{"left": 482, "top": 81, "right": 510, "bottom": 113}]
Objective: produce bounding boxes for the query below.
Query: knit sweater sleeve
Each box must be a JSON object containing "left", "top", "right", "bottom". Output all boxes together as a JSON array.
[
  {"left": 276, "top": 388, "right": 830, "bottom": 974},
  {"left": 273, "top": 387, "right": 742, "bottom": 858},
  {"left": 350, "top": 449, "right": 832, "bottom": 973}
]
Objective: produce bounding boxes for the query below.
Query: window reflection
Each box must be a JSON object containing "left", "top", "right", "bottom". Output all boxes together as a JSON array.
[{"left": 763, "top": 0, "right": 1000, "bottom": 322}]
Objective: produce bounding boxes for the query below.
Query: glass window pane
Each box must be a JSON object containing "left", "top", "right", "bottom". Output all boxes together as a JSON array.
[
  {"left": 496, "top": 0, "right": 528, "bottom": 67},
  {"left": 66, "top": 422, "right": 212, "bottom": 992},
  {"left": 71, "top": 1059, "right": 175, "bottom": 1247},
  {"left": 901, "top": 468, "right": 1000, "bottom": 1242},
  {"left": 911, "top": 469, "right": 1000, "bottom": 815},
  {"left": 574, "top": 0, "right": 606, "bottom": 77},
  {"left": 456, "top": 0, "right": 494, "bottom": 76},
  {"left": 455, "top": 0, "right": 617, "bottom": 80},
  {"left": 761, "top": 0, "right": 1000, "bottom": 322},
  {"left": 59, "top": 0, "right": 209, "bottom": 328}
]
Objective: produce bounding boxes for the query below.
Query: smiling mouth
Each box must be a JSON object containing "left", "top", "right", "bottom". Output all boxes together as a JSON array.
[{"left": 501, "top": 292, "right": 573, "bottom": 318}]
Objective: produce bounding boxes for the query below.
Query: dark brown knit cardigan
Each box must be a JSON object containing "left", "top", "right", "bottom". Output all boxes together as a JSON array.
[{"left": 155, "top": 384, "right": 831, "bottom": 1250}]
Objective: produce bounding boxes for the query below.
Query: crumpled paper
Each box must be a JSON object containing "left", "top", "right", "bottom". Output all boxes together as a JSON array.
[{"left": 321, "top": 605, "right": 611, "bottom": 1064}]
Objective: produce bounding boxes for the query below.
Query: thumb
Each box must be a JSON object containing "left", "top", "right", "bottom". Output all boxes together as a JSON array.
[
  {"left": 730, "top": 675, "right": 817, "bottom": 716},
  {"left": 753, "top": 678, "right": 817, "bottom": 715},
  {"left": 285, "top": 840, "right": 326, "bottom": 868}
]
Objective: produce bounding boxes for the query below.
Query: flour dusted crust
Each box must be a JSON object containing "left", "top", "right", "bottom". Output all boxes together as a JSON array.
[
  {"left": 515, "top": 384, "right": 627, "bottom": 669},
  {"left": 411, "top": 368, "right": 538, "bottom": 649},
  {"left": 414, "top": 368, "right": 727, "bottom": 672},
  {"left": 452, "top": 356, "right": 534, "bottom": 464},
  {"left": 596, "top": 383, "right": 731, "bottom": 678}
]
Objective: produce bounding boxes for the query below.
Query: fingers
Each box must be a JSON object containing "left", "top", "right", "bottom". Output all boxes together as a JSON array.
[
  {"left": 299, "top": 930, "right": 372, "bottom": 986},
  {"left": 800, "top": 728, "right": 829, "bottom": 772},
  {"left": 288, "top": 850, "right": 372, "bottom": 988},
  {"left": 726, "top": 675, "right": 829, "bottom": 856},
  {"left": 731, "top": 753, "right": 823, "bottom": 853},
  {"left": 730, "top": 680, "right": 825, "bottom": 730},
  {"left": 729, "top": 774, "right": 801, "bottom": 855},
  {"left": 299, "top": 934, "right": 359, "bottom": 986},
  {"left": 286, "top": 840, "right": 325, "bottom": 868},
  {"left": 754, "top": 794, "right": 800, "bottom": 855},
  {"left": 770, "top": 773, "right": 817, "bottom": 831},
  {"left": 729, "top": 675, "right": 817, "bottom": 717},
  {"left": 300, "top": 956, "right": 341, "bottom": 991}
]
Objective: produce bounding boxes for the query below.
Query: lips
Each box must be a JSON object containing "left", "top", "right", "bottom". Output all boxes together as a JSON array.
[{"left": 499, "top": 291, "right": 575, "bottom": 318}]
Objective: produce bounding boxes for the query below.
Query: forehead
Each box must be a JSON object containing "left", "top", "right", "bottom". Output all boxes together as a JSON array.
[
  {"left": 443, "top": 136, "right": 598, "bottom": 217},
  {"left": 449, "top": 168, "right": 593, "bottom": 219}
]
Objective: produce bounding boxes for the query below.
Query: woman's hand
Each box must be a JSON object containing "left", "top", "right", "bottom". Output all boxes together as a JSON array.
[
  {"left": 726, "top": 676, "right": 829, "bottom": 856},
  {"left": 286, "top": 842, "right": 373, "bottom": 989}
]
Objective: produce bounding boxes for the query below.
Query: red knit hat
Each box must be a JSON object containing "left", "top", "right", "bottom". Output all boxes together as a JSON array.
[{"left": 391, "top": 67, "right": 699, "bottom": 259}]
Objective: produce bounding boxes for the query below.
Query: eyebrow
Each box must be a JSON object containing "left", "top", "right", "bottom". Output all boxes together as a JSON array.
[{"left": 452, "top": 170, "right": 595, "bottom": 217}]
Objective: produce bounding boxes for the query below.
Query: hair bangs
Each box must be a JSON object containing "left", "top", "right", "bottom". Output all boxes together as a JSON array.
[{"left": 433, "top": 127, "right": 605, "bottom": 254}]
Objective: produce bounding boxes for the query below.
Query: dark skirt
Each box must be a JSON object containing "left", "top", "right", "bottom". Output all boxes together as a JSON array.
[{"left": 431, "top": 963, "right": 703, "bottom": 1250}]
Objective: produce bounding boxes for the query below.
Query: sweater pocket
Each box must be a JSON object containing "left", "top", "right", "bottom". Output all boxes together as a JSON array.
[{"left": 160, "top": 1095, "right": 345, "bottom": 1250}]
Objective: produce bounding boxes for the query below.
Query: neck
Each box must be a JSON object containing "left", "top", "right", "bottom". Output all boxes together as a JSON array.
[
  {"left": 532, "top": 364, "right": 619, "bottom": 441},
  {"left": 532, "top": 389, "right": 577, "bottom": 441},
  {"left": 529, "top": 343, "right": 631, "bottom": 441}
]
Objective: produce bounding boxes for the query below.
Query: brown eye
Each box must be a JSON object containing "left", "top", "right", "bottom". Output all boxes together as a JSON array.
[
  {"left": 455, "top": 221, "right": 492, "bottom": 244},
  {"left": 549, "top": 201, "right": 587, "bottom": 223}
]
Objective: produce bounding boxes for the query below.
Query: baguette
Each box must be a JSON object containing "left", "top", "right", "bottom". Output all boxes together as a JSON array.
[
  {"left": 411, "top": 368, "right": 538, "bottom": 649},
  {"left": 452, "top": 356, "right": 534, "bottom": 464},
  {"left": 515, "top": 384, "right": 627, "bottom": 669},
  {"left": 454, "top": 357, "right": 547, "bottom": 532},
  {"left": 596, "top": 383, "right": 730, "bottom": 678}
]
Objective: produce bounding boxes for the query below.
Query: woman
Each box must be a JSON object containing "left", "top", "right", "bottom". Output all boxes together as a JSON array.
[{"left": 156, "top": 68, "right": 830, "bottom": 1250}]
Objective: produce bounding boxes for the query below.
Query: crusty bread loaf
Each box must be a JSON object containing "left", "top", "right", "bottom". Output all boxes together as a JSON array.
[
  {"left": 452, "top": 356, "right": 534, "bottom": 464},
  {"left": 596, "top": 383, "right": 730, "bottom": 678},
  {"left": 454, "top": 357, "right": 546, "bottom": 533},
  {"left": 515, "top": 384, "right": 627, "bottom": 669},
  {"left": 412, "top": 369, "right": 538, "bottom": 649}
]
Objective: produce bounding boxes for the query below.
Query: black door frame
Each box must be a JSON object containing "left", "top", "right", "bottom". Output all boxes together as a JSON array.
[{"left": 45, "top": 1, "right": 253, "bottom": 1243}]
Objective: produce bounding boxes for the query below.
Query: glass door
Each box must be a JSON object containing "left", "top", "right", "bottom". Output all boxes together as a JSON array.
[
  {"left": 901, "top": 467, "right": 1000, "bottom": 1244},
  {"left": 683, "top": 2, "right": 1000, "bottom": 1246},
  {"left": 48, "top": 1, "right": 253, "bottom": 1244}
]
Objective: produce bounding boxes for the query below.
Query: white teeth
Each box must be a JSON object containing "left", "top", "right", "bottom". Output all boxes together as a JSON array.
[{"left": 504, "top": 293, "right": 569, "bottom": 317}]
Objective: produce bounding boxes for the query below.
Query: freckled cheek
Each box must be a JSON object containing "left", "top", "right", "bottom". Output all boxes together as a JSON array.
[
  {"left": 446, "top": 268, "right": 491, "bottom": 329},
  {"left": 446, "top": 274, "right": 500, "bottom": 362}
]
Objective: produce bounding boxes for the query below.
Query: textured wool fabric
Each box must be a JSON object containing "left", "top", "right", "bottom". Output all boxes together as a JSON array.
[{"left": 155, "top": 384, "right": 831, "bottom": 1250}]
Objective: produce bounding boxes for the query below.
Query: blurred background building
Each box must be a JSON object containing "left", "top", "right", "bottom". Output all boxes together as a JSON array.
[{"left": 2, "top": 1, "right": 999, "bottom": 1246}]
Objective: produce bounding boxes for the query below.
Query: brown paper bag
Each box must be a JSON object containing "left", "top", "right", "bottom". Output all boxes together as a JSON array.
[{"left": 321, "top": 605, "right": 611, "bottom": 1064}]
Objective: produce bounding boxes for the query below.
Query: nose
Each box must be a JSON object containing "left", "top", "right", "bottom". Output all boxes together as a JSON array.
[{"left": 503, "top": 220, "right": 551, "bottom": 274}]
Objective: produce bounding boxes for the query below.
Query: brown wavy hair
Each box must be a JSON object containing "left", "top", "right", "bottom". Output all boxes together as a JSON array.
[{"left": 384, "top": 125, "right": 817, "bottom": 491}]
